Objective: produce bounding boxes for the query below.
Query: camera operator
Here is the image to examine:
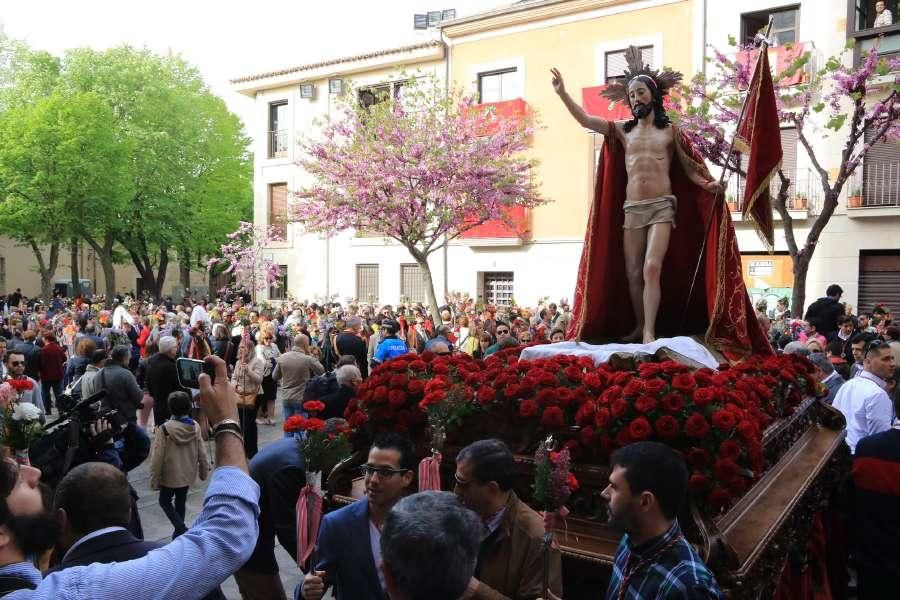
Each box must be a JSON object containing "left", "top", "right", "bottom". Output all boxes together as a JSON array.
[{"left": 95, "top": 346, "right": 149, "bottom": 472}]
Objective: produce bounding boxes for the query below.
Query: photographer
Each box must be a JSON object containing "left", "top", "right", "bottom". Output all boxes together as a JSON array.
[{"left": 95, "top": 345, "right": 149, "bottom": 472}]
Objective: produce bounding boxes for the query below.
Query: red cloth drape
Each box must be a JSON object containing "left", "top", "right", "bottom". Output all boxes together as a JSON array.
[
  {"left": 772, "top": 512, "right": 834, "bottom": 600},
  {"left": 566, "top": 131, "right": 772, "bottom": 361},
  {"left": 736, "top": 49, "right": 781, "bottom": 250}
]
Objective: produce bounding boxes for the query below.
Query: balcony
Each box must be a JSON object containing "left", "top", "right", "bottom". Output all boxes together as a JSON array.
[
  {"left": 848, "top": 162, "right": 900, "bottom": 212},
  {"left": 725, "top": 167, "right": 822, "bottom": 219},
  {"left": 268, "top": 129, "right": 288, "bottom": 159}
]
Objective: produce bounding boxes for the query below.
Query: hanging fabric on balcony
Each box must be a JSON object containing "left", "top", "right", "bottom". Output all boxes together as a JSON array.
[{"left": 735, "top": 49, "right": 782, "bottom": 250}]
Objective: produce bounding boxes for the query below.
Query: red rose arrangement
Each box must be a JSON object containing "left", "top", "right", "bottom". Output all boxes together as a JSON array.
[
  {"left": 285, "top": 400, "right": 351, "bottom": 473},
  {"left": 346, "top": 348, "right": 820, "bottom": 513}
]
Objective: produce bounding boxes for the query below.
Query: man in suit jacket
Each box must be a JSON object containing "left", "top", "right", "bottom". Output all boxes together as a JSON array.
[
  {"left": 51, "top": 461, "right": 225, "bottom": 599},
  {"left": 145, "top": 336, "right": 185, "bottom": 427},
  {"left": 809, "top": 352, "right": 844, "bottom": 405},
  {"left": 299, "top": 433, "right": 416, "bottom": 600}
]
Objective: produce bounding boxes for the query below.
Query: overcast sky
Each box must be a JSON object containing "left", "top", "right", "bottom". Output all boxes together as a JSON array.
[{"left": 1, "top": 0, "right": 499, "bottom": 137}]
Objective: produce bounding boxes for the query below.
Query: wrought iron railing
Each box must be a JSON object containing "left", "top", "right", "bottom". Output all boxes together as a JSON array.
[
  {"left": 725, "top": 167, "right": 823, "bottom": 216},
  {"left": 849, "top": 161, "right": 900, "bottom": 208},
  {"left": 268, "top": 129, "right": 288, "bottom": 158}
]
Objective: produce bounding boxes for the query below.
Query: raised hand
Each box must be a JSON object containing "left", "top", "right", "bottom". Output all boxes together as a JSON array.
[{"left": 550, "top": 68, "right": 566, "bottom": 95}]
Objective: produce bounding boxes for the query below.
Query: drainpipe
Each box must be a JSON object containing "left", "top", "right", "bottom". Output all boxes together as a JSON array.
[{"left": 701, "top": 0, "right": 708, "bottom": 81}]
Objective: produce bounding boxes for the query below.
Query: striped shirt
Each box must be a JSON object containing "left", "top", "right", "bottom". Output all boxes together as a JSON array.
[
  {"left": 7, "top": 466, "right": 260, "bottom": 600},
  {"left": 605, "top": 521, "right": 723, "bottom": 600}
]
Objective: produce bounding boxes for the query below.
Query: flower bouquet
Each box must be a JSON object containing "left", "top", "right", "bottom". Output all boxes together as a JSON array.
[
  {"left": 532, "top": 437, "right": 578, "bottom": 598},
  {"left": 417, "top": 374, "right": 478, "bottom": 491},
  {"left": 1, "top": 400, "right": 44, "bottom": 465},
  {"left": 284, "top": 402, "right": 351, "bottom": 571}
]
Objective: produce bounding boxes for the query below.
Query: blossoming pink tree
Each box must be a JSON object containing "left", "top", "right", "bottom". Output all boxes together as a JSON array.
[
  {"left": 207, "top": 221, "right": 283, "bottom": 299},
  {"left": 290, "top": 76, "right": 545, "bottom": 318},
  {"left": 676, "top": 40, "right": 899, "bottom": 315}
]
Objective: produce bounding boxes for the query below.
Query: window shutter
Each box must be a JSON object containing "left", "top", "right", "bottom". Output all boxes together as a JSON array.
[{"left": 268, "top": 183, "right": 288, "bottom": 238}]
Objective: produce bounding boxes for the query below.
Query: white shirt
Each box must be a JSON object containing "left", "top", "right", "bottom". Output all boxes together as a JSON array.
[
  {"left": 832, "top": 370, "right": 893, "bottom": 454},
  {"left": 369, "top": 520, "right": 386, "bottom": 591},
  {"left": 112, "top": 305, "right": 134, "bottom": 329},
  {"left": 874, "top": 9, "right": 893, "bottom": 27},
  {"left": 190, "top": 305, "right": 210, "bottom": 328}
]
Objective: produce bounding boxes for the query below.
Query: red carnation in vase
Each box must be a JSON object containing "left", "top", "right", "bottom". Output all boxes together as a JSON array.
[
  {"left": 713, "top": 458, "right": 740, "bottom": 483},
  {"left": 519, "top": 399, "right": 538, "bottom": 417},
  {"left": 661, "top": 393, "right": 685, "bottom": 412},
  {"left": 654, "top": 415, "right": 680, "bottom": 440},
  {"left": 634, "top": 394, "right": 658, "bottom": 414},
  {"left": 477, "top": 385, "right": 497, "bottom": 406},
  {"left": 670, "top": 373, "right": 696, "bottom": 393},
  {"left": 7, "top": 379, "right": 34, "bottom": 392},
  {"left": 685, "top": 413, "right": 710, "bottom": 439},
  {"left": 711, "top": 409, "right": 738, "bottom": 432},
  {"left": 302, "top": 400, "right": 325, "bottom": 413},
  {"left": 628, "top": 416, "right": 652, "bottom": 441},
  {"left": 540, "top": 406, "right": 566, "bottom": 429},
  {"left": 283, "top": 415, "right": 306, "bottom": 432},
  {"left": 388, "top": 390, "right": 408, "bottom": 408}
]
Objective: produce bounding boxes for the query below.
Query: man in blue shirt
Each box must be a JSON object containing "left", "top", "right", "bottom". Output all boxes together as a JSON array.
[
  {"left": 371, "top": 320, "right": 408, "bottom": 368},
  {"left": 0, "top": 356, "right": 261, "bottom": 600}
]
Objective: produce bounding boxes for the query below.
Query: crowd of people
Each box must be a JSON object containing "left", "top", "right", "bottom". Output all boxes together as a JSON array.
[{"left": 0, "top": 282, "right": 895, "bottom": 598}]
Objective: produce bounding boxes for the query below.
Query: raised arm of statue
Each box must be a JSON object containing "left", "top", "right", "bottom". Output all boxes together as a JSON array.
[{"left": 551, "top": 68, "right": 614, "bottom": 136}]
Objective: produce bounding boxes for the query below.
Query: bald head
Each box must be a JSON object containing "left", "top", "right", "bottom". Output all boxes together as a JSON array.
[
  {"left": 293, "top": 333, "right": 311, "bottom": 352},
  {"left": 54, "top": 462, "right": 132, "bottom": 536}
]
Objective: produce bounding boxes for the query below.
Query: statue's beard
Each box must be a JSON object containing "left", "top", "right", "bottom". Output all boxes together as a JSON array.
[{"left": 631, "top": 102, "right": 652, "bottom": 119}]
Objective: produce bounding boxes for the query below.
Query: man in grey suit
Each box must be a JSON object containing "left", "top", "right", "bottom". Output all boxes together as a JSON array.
[{"left": 809, "top": 352, "right": 844, "bottom": 405}]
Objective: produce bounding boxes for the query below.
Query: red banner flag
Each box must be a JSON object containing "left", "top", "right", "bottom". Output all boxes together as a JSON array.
[{"left": 735, "top": 49, "right": 781, "bottom": 250}]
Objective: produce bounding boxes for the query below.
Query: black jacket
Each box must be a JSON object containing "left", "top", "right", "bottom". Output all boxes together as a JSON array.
[
  {"left": 804, "top": 296, "right": 844, "bottom": 337},
  {"left": 145, "top": 353, "right": 184, "bottom": 425}
]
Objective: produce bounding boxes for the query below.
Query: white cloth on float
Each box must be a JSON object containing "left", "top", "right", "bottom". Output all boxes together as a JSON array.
[{"left": 519, "top": 336, "right": 719, "bottom": 370}]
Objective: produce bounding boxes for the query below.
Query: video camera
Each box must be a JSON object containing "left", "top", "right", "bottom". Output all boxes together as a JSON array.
[{"left": 28, "top": 390, "right": 129, "bottom": 488}]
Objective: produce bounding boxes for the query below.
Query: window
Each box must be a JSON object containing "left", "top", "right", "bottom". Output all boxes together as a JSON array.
[
  {"left": 480, "top": 272, "right": 514, "bottom": 307},
  {"left": 741, "top": 6, "right": 799, "bottom": 46},
  {"left": 478, "top": 68, "right": 519, "bottom": 103},
  {"left": 268, "top": 101, "right": 288, "bottom": 158},
  {"left": 358, "top": 81, "right": 406, "bottom": 110},
  {"left": 269, "top": 265, "right": 288, "bottom": 300},
  {"left": 605, "top": 46, "right": 654, "bottom": 85},
  {"left": 356, "top": 264, "right": 379, "bottom": 303},
  {"left": 861, "top": 127, "right": 900, "bottom": 207},
  {"left": 852, "top": 0, "right": 897, "bottom": 31},
  {"left": 268, "top": 183, "right": 288, "bottom": 239},
  {"left": 400, "top": 263, "right": 426, "bottom": 303}
]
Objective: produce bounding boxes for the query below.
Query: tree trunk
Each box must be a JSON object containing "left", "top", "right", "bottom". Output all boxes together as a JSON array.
[
  {"left": 70, "top": 237, "right": 82, "bottom": 297},
  {"left": 410, "top": 248, "right": 442, "bottom": 327},
  {"left": 179, "top": 246, "right": 191, "bottom": 292},
  {"left": 791, "top": 251, "right": 813, "bottom": 318},
  {"left": 85, "top": 233, "right": 117, "bottom": 305},
  {"left": 27, "top": 239, "right": 60, "bottom": 301}
]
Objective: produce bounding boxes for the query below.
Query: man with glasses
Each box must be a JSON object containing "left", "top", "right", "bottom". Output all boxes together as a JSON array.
[
  {"left": 300, "top": 432, "right": 415, "bottom": 600},
  {"left": 833, "top": 339, "right": 896, "bottom": 454},
  {"left": 482, "top": 323, "right": 514, "bottom": 358},
  {"left": 3, "top": 352, "right": 43, "bottom": 412}
]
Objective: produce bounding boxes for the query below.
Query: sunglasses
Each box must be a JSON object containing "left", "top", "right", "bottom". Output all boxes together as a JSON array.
[
  {"left": 359, "top": 464, "right": 409, "bottom": 478},
  {"left": 8, "top": 361, "right": 24, "bottom": 366},
  {"left": 496, "top": 329, "right": 509, "bottom": 334}
]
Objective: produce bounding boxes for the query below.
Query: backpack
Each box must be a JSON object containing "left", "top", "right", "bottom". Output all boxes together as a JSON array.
[{"left": 304, "top": 372, "right": 338, "bottom": 401}]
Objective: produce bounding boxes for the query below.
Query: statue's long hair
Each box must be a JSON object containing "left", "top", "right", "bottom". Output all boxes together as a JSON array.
[{"left": 622, "top": 79, "right": 671, "bottom": 133}]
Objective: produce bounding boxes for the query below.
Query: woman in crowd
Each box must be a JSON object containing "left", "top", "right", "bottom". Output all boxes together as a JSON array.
[
  {"left": 232, "top": 332, "right": 265, "bottom": 457},
  {"left": 254, "top": 321, "right": 280, "bottom": 426}
]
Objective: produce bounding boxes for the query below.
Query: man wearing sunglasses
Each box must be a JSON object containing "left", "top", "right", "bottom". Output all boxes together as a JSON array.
[
  {"left": 300, "top": 433, "right": 415, "bottom": 600},
  {"left": 3, "top": 352, "right": 43, "bottom": 412},
  {"left": 482, "top": 323, "right": 514, "bottom": 358},
  {"left": 833, "top": 339, "right": 896, "bottom": 454}
]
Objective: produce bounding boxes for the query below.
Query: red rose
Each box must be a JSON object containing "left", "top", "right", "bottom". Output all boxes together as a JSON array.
[
  {"left": 555, "top": 387, "right": 575, "bottom": 407},
  {"left": 654, "top": 415, "right": 680, "bottom": 440},
  {"left": 711, "top": 409, "right": 737, "bottom": 431},
  {"left": 661, "top": 393, "right": 685, "bottom": 412},
  {"left": 419, "top": 390, "right": 445, "bottom": 408},
  {"left": 779, "top": 368, "right": 796, "bottom": 383},
  {"left": 348, "top": 410, "right": 368, "bottom": 428},
  {"left": 612, "top": 371, "right": 632, "bottom": 386},
  {"left": 686, "top": 447, "right": 711, "bottom": 468},
  {"left": 389, "top": 360, "right": 408, "bottom": 372},
  {"left": 638, "top": 362, "right": 663, "bottom": 378},
  {"left": 594, "top": 407, "right": 612, "bottom": 428},
  {"left": 575, "top": 401, "right": 596, "bottom": 425},
  {"left": 519, "top": 399, "right": 538, "bottom": 417},
  {"left": 563, "top": 365, "right": 583, "bottom": 383},
  {"left": 623, "top": 379, "right": 645, "bottom": 397},
  {"left": 643, "top": 378, "right": 666, "bottom": 395},
  {"left": 583, "top": 373, "right": 603, "bottom": 390},
  {"left": 610, "top": 398, "right": 628, "bottom": 418},
  {"left": 688, "top": 473, "right": 710, "bottom": 493},
  {"left": 614, "top": 428, "right": 632, "bottom": 447},
  {"left": 692, "top": 387, "right": 716, "bottom": 408},
  {"left": 536, "top": 388, "right": 557, "bottom": 407},
  {"left": 407, "top": 379, "right": 425, "bottom": 395},
  {"left": 685, "top": 413, "right": 710, "bottom": 439},
  {"left": 389, "top": 374, "right": 409, "bottom": 388},
  {"left": 387, "top": 390, "right": 408, "bottom": 408},
  {"left": 409, "top": 360, "right": 427, "bottom": 372},
  {"left": 671, "top": 373, "right": 696, "bottom": 393},
  {"left": 719, "top": 439, "right": 741, "bottom": 460},
  {"left": 599, "top": 386, "right": 622, "bottom": 406},
  {"left": 431, "top": 362, "right": 450, "bottom": 375},
  {"left": 634, "top": 394, "right": 658, "bottom": 414},
  {"left": 713, "top": 458, "right": 740, "bottom": 483},
  {"left": 737, "top": 419, "right": 758, "bottom": 442},
  {"left": 628, "top": 417, "right": 652, "bottom": 441},
  {"left": 373, "top": 385, "right": 388, "bottom": 403},
  {"left": 567, "top": 472, "right": 580, "bottom": 492},
  {"left": 541, "top": 406, "right": 566, "bottom": 429},
  {"left": 477, "top": 385, "right": 497, "bottom": 405},
  {"left": 302, "top": 400, "right": 326, "bottom": 414}
]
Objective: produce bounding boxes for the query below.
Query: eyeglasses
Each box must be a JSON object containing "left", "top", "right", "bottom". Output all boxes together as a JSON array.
[
  {"left": 496, "top": 329, "right": 509, "bottom": 334},
  {"left": 8, "top": 361, "right": 23, "bottom": 366},
  {"left": 864, "top": 339, "right": 889, "bottom": 358},
  {"left": 360, "top": 464, "right": 409, "bottom": 478}
]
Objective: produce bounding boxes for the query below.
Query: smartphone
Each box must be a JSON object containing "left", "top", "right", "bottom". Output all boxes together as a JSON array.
[{"left": 176, "top": 358, "right": 216, "bottom": 389}]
